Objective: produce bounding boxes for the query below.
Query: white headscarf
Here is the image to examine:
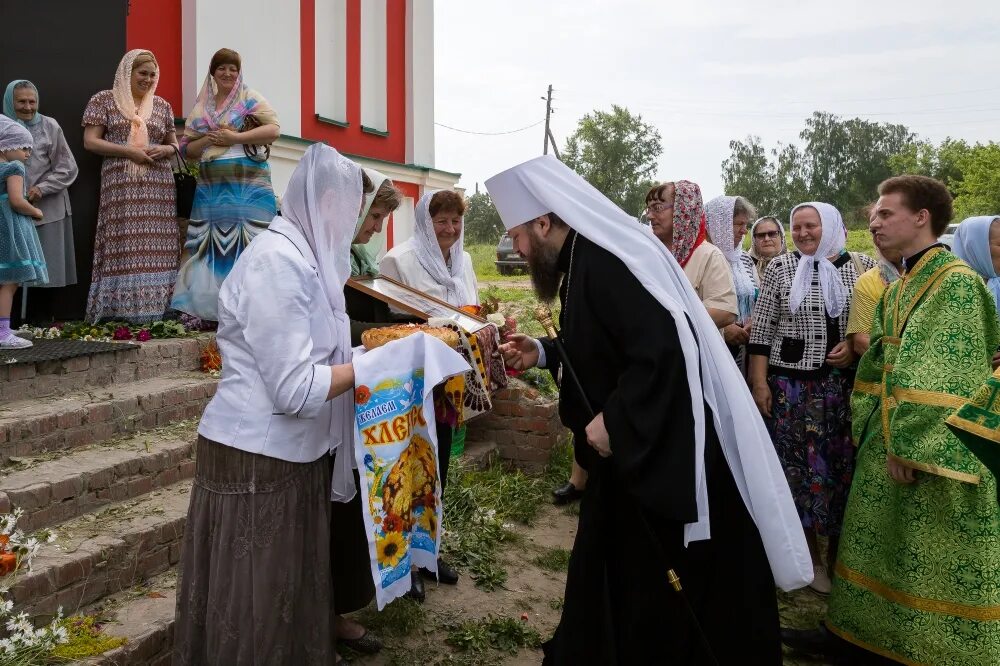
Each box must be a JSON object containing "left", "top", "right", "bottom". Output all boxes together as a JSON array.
[
  {"left": 788, "top": 202, "right": 849, "bottom": 318},
  {"left": 705, "top": 196, "right": 758, "bottom": 324},
  {"left": 281, "top": 143, "right": 363, "bottom": 501},
  {"left": 413, "top": 190, "right": 473, "bottom": 306},
  {"left": 485, "top": 156, "right": 812, "bottom": 592},
  {"left": 0, "top": 114, "right": 33, "bottom": 152}
]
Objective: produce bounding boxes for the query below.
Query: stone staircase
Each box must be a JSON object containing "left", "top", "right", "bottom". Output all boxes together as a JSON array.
[{"left": 0, "top": 338, "right": 216, "bottom": 665}]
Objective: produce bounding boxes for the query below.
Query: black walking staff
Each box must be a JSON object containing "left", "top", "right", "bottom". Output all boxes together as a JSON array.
[{"left": 534, "top": 304, "right": 720, "bottom": 666}]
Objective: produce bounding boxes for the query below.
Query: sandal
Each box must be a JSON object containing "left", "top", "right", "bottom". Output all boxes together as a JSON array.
[{"left": 340, "top": 630, "right": 384, "bottom": 655}]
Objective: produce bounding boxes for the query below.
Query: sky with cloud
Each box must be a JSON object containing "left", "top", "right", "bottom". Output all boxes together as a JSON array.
[{"left": 433, "top": 0, "right": 999, "bottom": 203}]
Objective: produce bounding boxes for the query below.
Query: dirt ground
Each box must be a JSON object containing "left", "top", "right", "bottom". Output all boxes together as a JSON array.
[{"left": 350, "top": 504, "right": 577, "bottom": 665}]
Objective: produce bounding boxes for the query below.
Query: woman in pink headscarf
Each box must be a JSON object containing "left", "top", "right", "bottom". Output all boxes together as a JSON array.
[{"left": 82, "top": 49, "right": 179, "bottom": 324}]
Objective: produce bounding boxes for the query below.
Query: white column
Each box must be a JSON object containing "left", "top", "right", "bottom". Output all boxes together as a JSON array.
[
  {"left": 315, "top": 0, "right": 347, "bottom": 123},
  {"left": 360, "top": 0, "right": 388, "bottom": 133},
  {"left": 181, "top": 0, "right": 200, "bottom": 114},
  {"left": 405, "top": 0, "right": 435, "bottom": 166},
  {"left": 390, "top": 197, "right": 416, "bottom": 251}
]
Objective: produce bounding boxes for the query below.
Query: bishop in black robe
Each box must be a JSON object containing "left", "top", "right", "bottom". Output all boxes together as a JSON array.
[{"left": 534, "top": 228, "right": 781, "bottom": 665}]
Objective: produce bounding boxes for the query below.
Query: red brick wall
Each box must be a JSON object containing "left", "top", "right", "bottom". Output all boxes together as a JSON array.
[{"left": 466, "top": 379, "right": 566, "bottom": 471}]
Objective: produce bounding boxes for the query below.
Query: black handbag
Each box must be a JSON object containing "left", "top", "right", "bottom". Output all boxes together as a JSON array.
[
  {"left": 241, "top": 114, "right": 271, "bottom": 163},
  {"left": 172, "top": 146, "right": 197, "bottom": 219}
]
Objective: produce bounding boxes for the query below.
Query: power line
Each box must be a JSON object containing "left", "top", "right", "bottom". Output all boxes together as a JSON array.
[{"left": 435, "top": 119, "right": 544, "bottom": 136}]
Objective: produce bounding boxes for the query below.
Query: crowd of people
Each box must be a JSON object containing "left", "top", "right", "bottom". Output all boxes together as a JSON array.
[{"left": 3, "top": 44, "right": 1000, "bottom": 666}]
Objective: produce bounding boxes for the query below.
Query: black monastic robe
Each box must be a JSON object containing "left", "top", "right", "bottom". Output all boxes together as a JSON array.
[{"left": 541, "top": 230, "right": 780, "bottom": 665}]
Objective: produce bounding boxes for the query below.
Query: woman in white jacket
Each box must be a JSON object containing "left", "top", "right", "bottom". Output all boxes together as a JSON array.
[
  {"left": 173, "top": 144, "right": 370, "bottom": 666},
  {"left": 380, "top": 189, "right": 479, "bottom": 307}
]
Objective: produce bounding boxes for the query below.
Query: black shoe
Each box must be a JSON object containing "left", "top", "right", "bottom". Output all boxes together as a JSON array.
[
  {"left": 420, "top": 558, "right": 459, "bottom": 585},
  {"left": 407, "top": 571, "right": 425, "bottom": 602},
  {"left": 339, "top": 630, "right": 384, "bottom": 655},
  {"left": 781, "top": 625, "right": 839, "bottom": 656},
  {"left": 551, "top": 482, "right": 584, "bottom": 505}
]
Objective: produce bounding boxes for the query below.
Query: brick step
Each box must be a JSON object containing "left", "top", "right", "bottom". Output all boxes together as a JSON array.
[
  {"left": 9, "top": 481, "right": 191, "bottom": 620},
  {"left": 461, "top": 439, "right": 499, "bottom": 470},
  {"left": 0, "top": 422, "right": 198, "bottom": 532},
  {"left": 0, "top": 336, "right": 212, "bottom": 401},
  {"left": 70, "top": 571, "right": 177, "bottom": 666},
  {"left": 0, "top": 373, "right": 217, "bottom": 463}
]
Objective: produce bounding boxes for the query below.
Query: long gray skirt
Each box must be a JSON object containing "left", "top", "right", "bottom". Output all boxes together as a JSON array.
[
  {"left": 34, "top": 216, "right": 76, "bottom": 287},
  {"left": 173, "top": 436, "right": 336, "bottom": 666}
]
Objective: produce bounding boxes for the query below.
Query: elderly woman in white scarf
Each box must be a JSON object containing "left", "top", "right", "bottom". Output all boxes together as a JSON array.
[
  {"left": 173, "top": 144, "right": 369, "bottom": 666},
  {"left": 379, "top": 189, "right": 479, "bottom": 307},
  {"left": 747, "top": 201, "right": 875, "bottom": 594},
  {"left": 952, "top": 215, "right": 1000, "bottom": 369},
  {"left": 706, "top": 195, "right": 759, "bottom": 373}
]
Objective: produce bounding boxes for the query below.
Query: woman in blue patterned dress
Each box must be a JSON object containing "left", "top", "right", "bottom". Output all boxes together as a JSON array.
[{"left": 171, "top": 48, "right": 279, "bottom": 324}]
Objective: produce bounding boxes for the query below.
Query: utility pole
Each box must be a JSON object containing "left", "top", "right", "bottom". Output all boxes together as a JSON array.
[{"left": 542, "top": 84, "right": 554, "bottom": 155}]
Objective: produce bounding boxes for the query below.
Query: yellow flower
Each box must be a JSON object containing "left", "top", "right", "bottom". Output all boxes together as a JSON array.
[
  {"left": 377, "top": 531, "right": 406, "bottom": 569},
  {"left": 418, "top": 508, "right": 438, "bottom": 538}
]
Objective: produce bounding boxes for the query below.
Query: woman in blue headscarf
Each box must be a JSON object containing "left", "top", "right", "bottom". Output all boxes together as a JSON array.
[
  {"left": 3, "top": 80, "right": 79, "bottom": 289},
  {"left": 952, "top": 215, "right": 1000, "bottom": 368}
]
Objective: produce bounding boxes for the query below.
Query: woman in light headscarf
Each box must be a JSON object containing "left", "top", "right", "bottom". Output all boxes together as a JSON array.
[
  {"left": 173, "top": 144, "right": 369, "bottom": 666},
  {"left": 952, "top": 215, "right": 1000, "bottom": 369},
  {"left": 706, "top": 195, "right": 759, "bottom": 372},
  {"left": 3, "top": 80, "right": 79, "bottom": 289},
  {"left": 171, "top": 48, "right": 280, "bottom": 325},
  {"left": 748, "top": 201, "right": 874, "bottom": 594},
  {"left": 82, "top": 49, "right": 178, "bottom": 324},
  {"left": 379, "top": 189, "right": 478, "bottom": 307},
  {"left": 749, "top": 216, "right": 787, "bottom": 282},
  {"left": 846, "top": 203, "right": 903, "bottom": 356},
  {"left": 644, "top": 181, "right": 737, "bottom": 328}
]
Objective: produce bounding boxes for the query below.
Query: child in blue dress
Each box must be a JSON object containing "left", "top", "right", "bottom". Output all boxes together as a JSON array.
[{"left": 0, "top": 115, "right": 48, "bottom": 349}]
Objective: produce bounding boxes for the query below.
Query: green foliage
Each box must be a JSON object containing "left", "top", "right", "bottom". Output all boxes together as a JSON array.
[
  {"left": 722, "top": 112, "right": 916, "bottom": 227},
  {"left": 49, "top": 615, "right": 128, "bottom": 661},
  {"left": 563, "top": 105, "right": 662, "bottom": 217},
  {"left": 445, "top": 615, "right": 542, "bottom": 655},
  {"left": 468, "top": 244, "right": 509, "bottom": 282},
  {"left": 464, "top": 192, "right": 506, "bottom": 245},
  {"left": 351, "top": 597, "right": 426, "bottom": 638},
  {"left": 532, "top": 547, "right": 572, "bottom": 572},
  {"left": 952, "top": 143, "right": 1000, "bottom": 219}
]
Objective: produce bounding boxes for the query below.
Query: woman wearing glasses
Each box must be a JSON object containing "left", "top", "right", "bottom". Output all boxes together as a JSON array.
[
  {"left": 644, "top": 181, "right": 738, "bottom": 329},
  {"left": 748, "top": 216, "right": 787, "bottom": 282}
]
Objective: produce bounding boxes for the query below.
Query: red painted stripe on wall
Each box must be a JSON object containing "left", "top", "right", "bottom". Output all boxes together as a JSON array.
[{"left": 126, "top": 0, "right": 183, "bottom": 114}]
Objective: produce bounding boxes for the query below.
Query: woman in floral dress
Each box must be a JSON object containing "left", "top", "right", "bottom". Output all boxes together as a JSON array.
[{"left": 82, "top": 49, "right": 178, "bottom": 324}]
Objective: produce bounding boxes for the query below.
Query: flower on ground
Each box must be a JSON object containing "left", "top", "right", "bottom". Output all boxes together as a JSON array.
[{"left": 377, "top": 531, "right": 406, "bottom": 569}]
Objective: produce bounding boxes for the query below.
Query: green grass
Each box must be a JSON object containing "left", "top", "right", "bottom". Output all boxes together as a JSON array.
[
  {"left": 351, "top": 596, "right": 427, "bottom": 638},
  {"left": 532, "top": 547, "right": 572, "bottom": 573},
  {"left": 445, "top": 614, "right": 542, "bottom": 656}
]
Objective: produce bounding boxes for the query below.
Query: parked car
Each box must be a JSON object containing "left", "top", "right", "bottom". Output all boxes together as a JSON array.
[
  {"left": 939, "top": 222, "right": 959, "bottom": 249},
  {"left": 495, "top": 233, "right": 528, "bottom": 275}
]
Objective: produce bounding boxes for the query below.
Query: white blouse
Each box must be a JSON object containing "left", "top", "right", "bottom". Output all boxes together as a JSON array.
[
  {"left": 198, "top": 217, "right": 339, "bottom": 463},
  {"left": 379, "top": 238, "right": 480, "bottom": 306}
]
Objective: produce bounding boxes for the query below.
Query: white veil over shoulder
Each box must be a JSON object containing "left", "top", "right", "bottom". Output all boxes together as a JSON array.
[
  {"left": 413, "top": 190, "right": 474, "bottom": 306},
  {"left": 281, "top": 143, "right": 363, "bottom": 501},
  {"left": 485, "top": 155, "right": 812, "bottom": 591}
]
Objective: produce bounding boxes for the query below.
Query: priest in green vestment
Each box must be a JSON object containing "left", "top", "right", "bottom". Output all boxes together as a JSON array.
[{"left": 822, "top": 176, "right": 1000, "bottom": 665}]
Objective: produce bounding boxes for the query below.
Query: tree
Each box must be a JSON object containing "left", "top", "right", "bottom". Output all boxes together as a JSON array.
[
  {"left": 721, "top": 112, "right": 917, "bottom": 227},
  {"left": 563, "top": 105, "right": 662, "bottom": 216},
  {"left": 463, "top": 191, "right": 505, "bottom": 245},
  {"left": 953, "top": 143, "right": 1000, "bottom": 220}
]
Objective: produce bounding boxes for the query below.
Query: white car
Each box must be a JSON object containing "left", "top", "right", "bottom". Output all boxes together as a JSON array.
[{"left": 939, "top": 223, "right": 960, "bottom": 249}]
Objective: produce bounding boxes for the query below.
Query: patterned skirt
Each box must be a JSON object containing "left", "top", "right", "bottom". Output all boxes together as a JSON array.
[
  {"left": 767, "top": 371, "right": 856, "bottom": 536},
  {"left": 87, "top": 157, "right": 177, "bottom": 324},
  {"left": 0, "top": 196, "right": 48, "bottom": 286},
  {"left": 173, "top": 437, "right": 335, "bottom": 666},
  {"left": 170, "top": 157, "right": 276, "bottom": 321}
]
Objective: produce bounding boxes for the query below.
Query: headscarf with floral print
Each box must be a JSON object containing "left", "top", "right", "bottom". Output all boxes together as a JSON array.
[{"left": 666, "top": 180, "right": 707, "bottom": 267}]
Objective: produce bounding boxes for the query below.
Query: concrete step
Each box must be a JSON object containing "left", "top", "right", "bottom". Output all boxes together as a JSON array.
[
  {"left": 461, "top": 439, "right": 500, "bottom": 470},
  {"left": 0, "top": 422, "right": 198, "bottom": 532},
  {"left": 9, "top": 481, "right": 191, "bottom": 620},
  {"left": 0, "top": 337, "right": 212, "bottom": 401},
  {"left": 0, "top": 373, "right": 216, "bottom": 463},
  {"left": 70, "top": 571, "right": 177, "bottom": 666}
]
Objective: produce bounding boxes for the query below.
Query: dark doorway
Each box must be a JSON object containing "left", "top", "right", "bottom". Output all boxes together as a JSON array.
[{"left": 1, "top": 0, "right": 127, "bottom": 325}]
